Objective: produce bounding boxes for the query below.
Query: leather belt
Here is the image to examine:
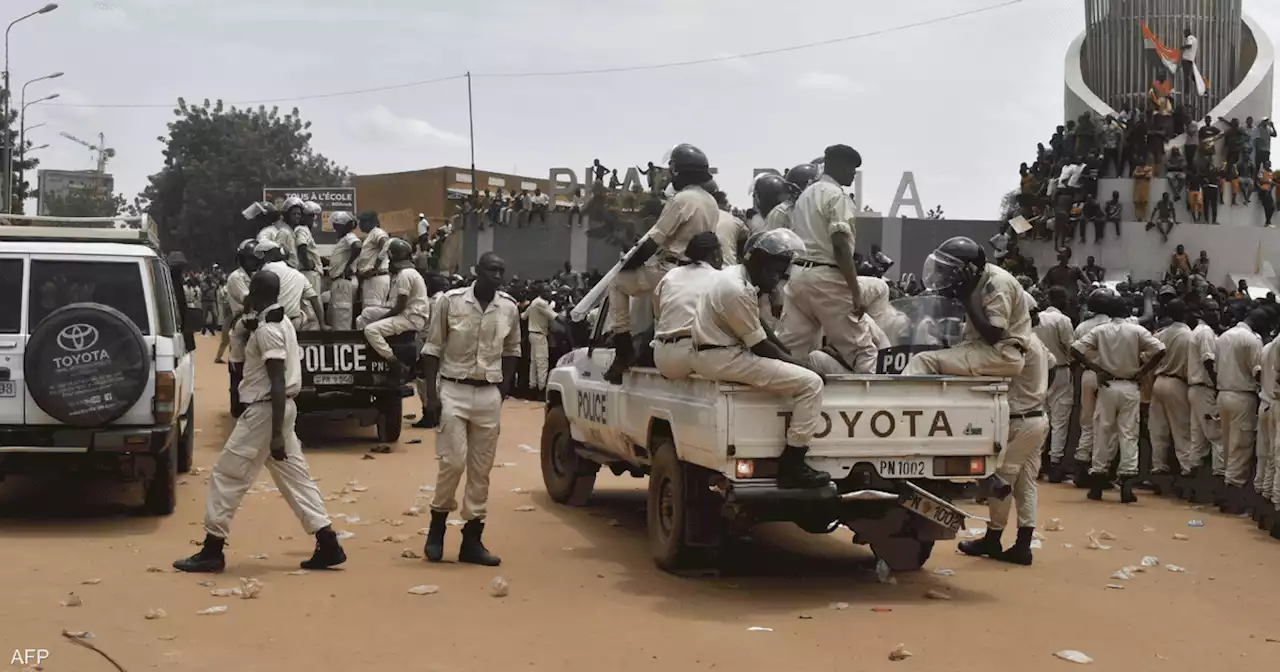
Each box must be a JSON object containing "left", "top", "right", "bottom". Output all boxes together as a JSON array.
[
  {"left": 1220, "top": 389, "right": 1257, "bottom": 394},
  {"left": 1009, "top": 409, "right": 1045, "bottom": 420},
  {"left": 442, "top": 376, "right": 497, "bottom": 387},
  {"left": 1157, "top": 374, "right": 1188, "bottom": 383},
  {"left": 656, "top": 334, "right": 692, "bottom": 344},
  {"left": 695, "top": 343, "right": 732, "bottom": 352},
  {"left": 794, "top": 259, "right": 837, "bottom": 269}
]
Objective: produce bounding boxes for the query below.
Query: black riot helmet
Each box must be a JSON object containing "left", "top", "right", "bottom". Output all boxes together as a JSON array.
[
  {"left": 1086, "top": 286, "right": 1119, "bottom": 314},
  {"left": 921, "top": 237, "right": 987, "bottom": 297},
  {"left": 236, "top": 238, "right": 261, "bottom": 272},
  {"left": 388, "top": 237, "right": 414, "bottom": 264},
  {"left": 751, "top": 174, "right": 790, "bottom": 216},
  {"left": 784, "top": 163, "right": 821, "bottom": 196},
  {"left": 666, "top": 143, "right": 709, "bottom": 178}
]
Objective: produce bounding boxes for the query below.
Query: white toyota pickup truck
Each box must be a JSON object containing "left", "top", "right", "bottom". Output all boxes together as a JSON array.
[{"left": 540, "top": 296, "right": 1007, "bottom": 572}]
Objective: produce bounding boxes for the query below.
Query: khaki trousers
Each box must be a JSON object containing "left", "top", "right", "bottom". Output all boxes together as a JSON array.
[
  {"left": 1149, "top": 376, "right": 1192, "bottom": 473},
  {"left": 1255, "top": 402, "right": 1274, "bottom": 498},
  {"left": 364, "top": 313, "right": 424, "bottom": 360},
  {"left": 653, "top": 340, "right": 695, "bottom": 380},
  {"left": 776, "top": 266, "right": 877, "bottom": 373},
  {"left": 205, "top": 399, "right": 330, "bottom": 539},
  {"left": 1090, "top": 380, "right": 1141, "bottom": 476},
  {"left": 1188, "top": 384, "right": 1222, "bottom": 472},
  {"left": 608, "top": 261, "right": 671, "bottom": 334},
  {"left": 329, "top": 277, "right": 356, "bottom": 330},
  {"left": 431, "top": 380, "right": 503, "bottom": 521},
  {"left": 693, "top": 347, "right": 823, "bottom": 447},
  {"left": 989, "top": 416, "right": 1048, "bottom": 530},
  {"left": 901, "top": 341, "right": 1025, "bottom": 378},
  {"left": 528, "top": 332, "right": 550, "bottom": 389},
  {"left": 1046, "top": 367, "right": 1073, "bottom": 462},
  {"left": 1218, "top": 391, "right": 1258, "bottom": 487},
  {"left": 1075, "top": 371, "right": 1098, "bottom": 463}
]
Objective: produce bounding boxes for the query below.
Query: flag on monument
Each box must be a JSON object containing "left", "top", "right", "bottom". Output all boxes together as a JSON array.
[{"left": 1142, "top": 20, "right": 1208, "bottom": 96}]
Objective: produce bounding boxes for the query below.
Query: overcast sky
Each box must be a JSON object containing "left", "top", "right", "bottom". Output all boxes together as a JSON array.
[{"left": 10, "top": 0, "right": 1280, "bottom": 219}]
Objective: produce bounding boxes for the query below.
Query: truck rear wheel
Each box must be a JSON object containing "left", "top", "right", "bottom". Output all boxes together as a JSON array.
[
  {"left": 870, "top": 539, "right": 935, "bottom": 572},
  {"left": 541, "top": 406, "right": 597, "bottom": 505},
  {"left": 177, "top": 400, "right": 195, "bottom": 474},
  {"left": 376, "top": 395, "right": 403, "bottom": 442},
  {"left": 143, "top": 448, "right": 177, "bottom": 516}
]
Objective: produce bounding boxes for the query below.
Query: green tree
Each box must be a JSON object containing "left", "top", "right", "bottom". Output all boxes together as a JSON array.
[
  {"left": 925, "top": 205, "right": 946, "bottom": 220},
  {"left": 141, "top": 98, "right": 349, "bottom": 267},
  {"left": 1, "top": 95, "right": 40, "bottom": 214},
  {"left": 41, "top": 184, "right": 128, "bottom": 217}
]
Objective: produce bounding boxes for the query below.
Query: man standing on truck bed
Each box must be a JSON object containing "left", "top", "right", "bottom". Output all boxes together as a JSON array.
[
  {"left": 295, "top": 201, "right": 324, "bottom": 296},
  {"left": 603, "top": 143, "right": 719, "bottom": 384},
  {"left": 691, "top": 229, "right": 829, "bottom": 490},
  {"left": 361, "top": 238, "right": 429, "bottom": 380},
  {"left": 355, "top": 211, "right": 393, "bottom": 326},
  {"left": 260, "top": 197, "right": 301, "bottom": 268},
  {"left": 327, "top": 212, "right": 360, "bottom": 330},
  {"left": 226, "top": 240, "right": 259, "bottom": 416},
  {"left": 651, "top": 231, "right": 721, "bottom": 380},
  {"left": 775, "top": 144, "right": 878, "bottom": 374},
  {"left": 257, "top": 241, "right": 326, "bottom": 330},
  {"left": 960, "top": 329, "right": 1052, "bottom": 565},
  {"left": 175, "top": 271, "right": 347, "bottom": 573},
  {"left": 904, "top": 236, "right": 1033, "bottom": 378},
  {"left": 420, "top": 252, "right": 521, "bottom": 566}
]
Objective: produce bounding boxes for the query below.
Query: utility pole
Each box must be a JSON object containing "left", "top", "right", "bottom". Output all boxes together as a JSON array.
[{"left": 466, "top": 71, "right": 475, "bottom": 197}]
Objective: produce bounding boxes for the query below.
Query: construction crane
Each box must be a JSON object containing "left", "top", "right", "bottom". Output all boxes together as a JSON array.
[{"left": 58, "top": 132, "right": 116, "bottom": 195}]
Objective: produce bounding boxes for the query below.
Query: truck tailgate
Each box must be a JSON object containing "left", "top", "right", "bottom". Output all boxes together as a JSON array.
[{"left": 727, "top": 375, "right": 1007, "bottom": 461}]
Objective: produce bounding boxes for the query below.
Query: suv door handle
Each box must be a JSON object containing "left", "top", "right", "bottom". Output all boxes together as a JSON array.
[{"left": 0, "top": 343, "right": 16, "bottom": 350}]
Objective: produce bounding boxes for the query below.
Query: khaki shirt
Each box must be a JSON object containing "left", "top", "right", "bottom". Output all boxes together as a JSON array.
[
  {"left": 961, "top": 264, "right": 1034, "bottom": 353},
  {"left": 522, "top": 296, "right": 557, "bottom": 335},
  {"left": 653, "top": 262, "right": 717, "bottom": 341},
  {"left": 355, "top": 226, "right": 390, "bottom": 274},
  {"left": 1074, "top": 313, "right": 1109, "bottom": 341},
  {"left": 423, "top": 285, "right": 521, "bottom": 383},
  {"left": 391, "top": 268, "right": 431, "bottom": 328},
  {"left": 1258, "top": 339, "right": 1280, "bottom": 404},
  {"left": 1187, "top": 321, "right": 1218, "bottom": 387},
  {"left": 329, "top": 232, "right": 360, "bottom": 280},
  {"left": 645, "top": 185, "right": 719, "bottom": 260},
  {"left": 257, "top": 223, "right": 298, "bottom": 267},
  {"left": 294, "top": 225, "right": 322, "bottom": 272},
  {"left": 764, "top": 200, "right": 794, "bottom": 232},
  {"left": 225, "top": 268, "right": 251, "bottom": 317},
  {"left": 1214, "top": 322, "right": 1262, "bottom": 393},
  {"left": 790, "top": 175, "right": 856, "bottom": 265},
  {"left": 691, "top": 265, "right": 767, "bottom": 349},
  {"left": 263, "top": 261, "right": 318, "bottom": 322},
  {"left": 1033, "top": 306, "right": 1074, "bottom": 368},
  {"left": 1073, "top": 318, "right": 1166, "bottom": 379},
  {"left": 1152, "top": 321, "right": 1193, "bottom": 379},
  {"left": 715, "top": 211, "right": 749, "bottom": 265},
  {"left": 1008, "top": 335, "right": 1054, "bottom": 414},
  {"left": 239, "top": 311, "right": 302, "bottom": 404}
]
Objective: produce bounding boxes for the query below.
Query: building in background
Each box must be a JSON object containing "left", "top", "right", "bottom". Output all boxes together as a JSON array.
[
  {"left": 352, "top": 166, "right": 557, "bottom": 238},
  {"left": 36, "top": 169, "right": 114, "bottom": 215}
]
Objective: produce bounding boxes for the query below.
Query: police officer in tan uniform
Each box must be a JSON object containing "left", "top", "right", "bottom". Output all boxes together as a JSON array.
[
  {"left": 1214, "top": 308, "right": 1265, "bottom": 513},
  {"left": 1072, "top": 292, "right": 1166, "bottom": 503},
  {"left": 1033, "top": 286, "right": 1075, "bottom": 481},
  {"left": 420, "top": 252, "right": 521, "bottom": 566},
  {"left": 175, "top": 271, "right": 345, "bottom": 573},
  {"left": 521, "top": 282, "right": 557, "bottom": 396},
  {"left": 1253, "top": 335, "right": 1278, "bottom": 526},
  {"left": 1180, "top": 298, "right": 1223, "bottom": 499},
  {"left": 651, "top": 232, "right": 721, "bottom": 380},
  {"left": 1071, "top": 288, "right": 1115, "bottom": 486},
  {"left": 604, "top": 144, "right": 719, "bottom": 383},
  {"left": 959, "top": 332, "right": 1051, "bottom": 565},
  {"left": 765, "top": 163, "right": 821, "bottom": 232},
  {"left": 904, "top": 236, "right": 1033, "bottom": 378},
  {"left": 1148, "top": 300, "right": 1194, "bottom": 479},
  {"left": 776, "top": 145, "right": 878, "bottom": 373},
  {"left": 691, "top": 229, "right": 828, "bottom": 489}
]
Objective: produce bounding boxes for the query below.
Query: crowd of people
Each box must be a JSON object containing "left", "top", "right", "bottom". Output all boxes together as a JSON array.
[{"left": 1013, "top": 76, "right": 1279, "bottom": 248}]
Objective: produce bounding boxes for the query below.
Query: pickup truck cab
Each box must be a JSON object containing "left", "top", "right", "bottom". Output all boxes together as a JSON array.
[
  {"left": 0, "top": 218, "right": 195, "bottom": 515},
  {"left": 541, "top": 296, "right": 1005, "bottom": 572},
  {"left": 293, "top": 330, "right": 417, "bottom": 442}
]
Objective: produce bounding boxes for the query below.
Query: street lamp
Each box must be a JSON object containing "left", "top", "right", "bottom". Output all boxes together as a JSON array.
[
  {"left": 19, "top": 72, "right": 61, "bottom": 167},
  {"left": 2, "top": 3, "right": 60, "bottom": 213}
]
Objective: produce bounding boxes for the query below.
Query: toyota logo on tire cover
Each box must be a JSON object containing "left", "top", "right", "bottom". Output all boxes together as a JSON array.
[
  {"left": 57, "top": 323, "right": 100, "bottom": 352},
  {"left": 24, "top": 303, "right": 151, "bottom": 428}
]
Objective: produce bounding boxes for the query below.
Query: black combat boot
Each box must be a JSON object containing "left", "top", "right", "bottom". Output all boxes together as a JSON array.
[
  {"left": 1047, "top": 460, "right": 1066, "bottom": 484},
  {"left": 958, "top": 527, "right": 1003, "bottom": 559},
  {"left": 998, "top": 527, "right": 1035, "bottom": 566},
  {"left": 1073, "top": 461, "right": 1092, "bottom": 489},
  {"left": 1119, "top": 475, "right": 1139, "bottom": 504},
  {"left": 300, "top": 526, "right": 347, "bottom": 570},
  {"left": 173, "top": 534, "right": 227, "bottom": 573},
  {"left": 458, "top": 519, "right": 501, "bottom": 566},
  {"left": 424, "top": 510, "right": 448, "bottom": 562},
  {"left": 1086, "top": 472, "right": 1106, "bottom": 501},
  {"left": 1271, "top": 512, "right": 1280, "bottom": 540},
  {"left": 603, "top": 334, "right": 634, "bottom": 385},
  {"left": 776, "top": 445, "right": 831, "bottom": 489},
  {"left": 1220, "top": 485, "right": 1244, "bottom": 515}
]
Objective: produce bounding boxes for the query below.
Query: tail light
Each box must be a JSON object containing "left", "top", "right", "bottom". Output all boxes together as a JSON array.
[
  {"left": 933, "top": 456, "right": 986, "bottom": 477},
  {"left": 154, "top": 371, "right": 176, "bottom": 424}
]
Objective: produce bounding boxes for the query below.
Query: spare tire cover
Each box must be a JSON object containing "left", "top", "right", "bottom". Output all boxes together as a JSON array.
[{"left": 25, "top": 302, "right": 150, "bottom": 427}]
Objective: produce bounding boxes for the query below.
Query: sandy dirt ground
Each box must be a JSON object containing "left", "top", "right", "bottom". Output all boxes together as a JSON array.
[{"left": 1, "top": 335, "right": 1279, "bottom": 672}]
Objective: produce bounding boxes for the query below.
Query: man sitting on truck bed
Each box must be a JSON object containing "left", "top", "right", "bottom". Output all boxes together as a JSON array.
[
  {"left": 651, "top": 231, "right": 722, "bottom": 380},
  {"left": 691, "top": 229, "right": 830, "bottom": 490},
  {"left": 362, "top": 238, "right": 429, "bottom": 380},
  {"left": 903, "top": 236, "right": 1033, "bottom": 378}
]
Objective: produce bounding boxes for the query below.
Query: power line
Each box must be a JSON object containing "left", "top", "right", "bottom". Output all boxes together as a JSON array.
[{"left": 35, "top": 0, "right": 1022, "bottom": 110}]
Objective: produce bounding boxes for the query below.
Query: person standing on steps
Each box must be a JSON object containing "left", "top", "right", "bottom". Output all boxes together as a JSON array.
[
  {"left": 420, "top": 252, "right": 521, "bottom": 566},
  {"left": 174, "top": 271, "right": 346, "bottom": 573},
  {"left": 1071, "top": 291, "right": 1166, "bottom": 504}
]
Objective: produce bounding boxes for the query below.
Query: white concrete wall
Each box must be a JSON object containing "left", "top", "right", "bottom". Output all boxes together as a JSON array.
[{"left": 1094, "top": 176, "right": 1265, "bottom": 227}]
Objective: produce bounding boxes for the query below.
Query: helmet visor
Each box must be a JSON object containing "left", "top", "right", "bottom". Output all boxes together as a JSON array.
[{"left": 921, "top": 251, "right": 964, "bottom": 292}]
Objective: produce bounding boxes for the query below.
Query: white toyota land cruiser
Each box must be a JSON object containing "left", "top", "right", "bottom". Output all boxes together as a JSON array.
[
  {"left": 542, "top": 296, "right": 1002, "bottom": 572},
  {"left": 0, "top": 217, "right": 195, "bottom": 515}
]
